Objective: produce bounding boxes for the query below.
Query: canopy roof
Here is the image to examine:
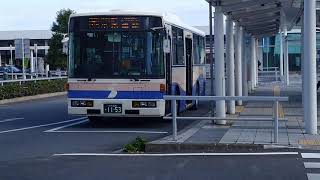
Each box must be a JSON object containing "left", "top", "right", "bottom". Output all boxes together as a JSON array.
[{"left": 206, "top": 0, "right": 303, "bottom": 37}]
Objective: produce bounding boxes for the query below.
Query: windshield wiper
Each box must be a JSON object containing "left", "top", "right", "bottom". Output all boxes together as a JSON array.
[{"left": 132, "top": 76, "right": 140, "bottom": 82}]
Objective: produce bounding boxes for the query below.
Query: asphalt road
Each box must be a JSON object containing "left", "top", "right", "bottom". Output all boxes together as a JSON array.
[
  {"left": 0, "top": 81, "right": 316, "bottom": 180},
  {"left": 0, "top": 95, "right": 210, "bottom": 163},
  {"left": 0, "top": 152, "right": 311, "bottom": 180}
]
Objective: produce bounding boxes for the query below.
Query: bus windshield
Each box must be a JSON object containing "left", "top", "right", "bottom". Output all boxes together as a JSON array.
[{"left": 68, "top": 16, "right": 165, "bottom": 79}]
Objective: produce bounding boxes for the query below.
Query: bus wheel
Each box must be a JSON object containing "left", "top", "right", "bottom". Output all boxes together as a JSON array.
[
  {"left": 175, "top": 89, "right": 181, "bottom": 115},
  {"left": 191, "top": 85, "right": 200, "bottom": 110},
  {"left": 88, "top": 116, "right": 102, "bottom": 125}
]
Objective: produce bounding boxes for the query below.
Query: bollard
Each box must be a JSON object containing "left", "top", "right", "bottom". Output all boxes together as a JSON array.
[
  {"left": 45, "top": 65, "right": 50, "bottom": 77},
  {"left": 172, "top": 100, "right": 177, "bottom": 141},
  {"left": 273, "top": 101, "right": 279, "bottom": 143}
]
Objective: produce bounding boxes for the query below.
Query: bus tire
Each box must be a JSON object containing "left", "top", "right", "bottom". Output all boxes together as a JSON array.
[
  {"left": 191, "top": 83, "right": 200, "bottom": 110},
  {"left": 175, "top": 88, "right": 181, "bottom": 115},
  {"left": 88, "top": 116, "right": 102, "bottom": 124}
]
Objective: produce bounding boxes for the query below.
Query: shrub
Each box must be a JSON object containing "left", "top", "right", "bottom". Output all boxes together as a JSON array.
[
  {"left": 0, "top": 79, "right": 67, "bottom": 100},
  {"left": 123, "top": 137, "right": 147, "bottom": 153}
]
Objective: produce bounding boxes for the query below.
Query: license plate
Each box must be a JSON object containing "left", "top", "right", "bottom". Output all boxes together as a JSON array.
[{"left": 104, "top": 104, "right": 122, "bottom": 113}]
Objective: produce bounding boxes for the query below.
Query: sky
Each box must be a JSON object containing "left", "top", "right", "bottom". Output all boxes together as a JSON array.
[{"left": 0, "top": 0, "right": 209, "bottom": 31}]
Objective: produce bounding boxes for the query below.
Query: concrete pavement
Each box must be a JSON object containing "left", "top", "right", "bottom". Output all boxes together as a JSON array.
[
  {"left": 0, "top": 95, "right": 203, "bottom": 163},
  {"left": 147, "top": 74, "right": 320, "bottom": 152},
  {"left": 0, "top": 152, "right": 308, "bottom": 180}
]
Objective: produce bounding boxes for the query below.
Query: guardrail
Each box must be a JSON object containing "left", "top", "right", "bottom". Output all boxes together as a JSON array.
[
  {"left": 261, "top": 67, "right": 279, "bottom": 71},
  {"left": 0, "top": 72, "right": 67, "bottom": 81},
  {"left": 258, "top": 70, "right": 280, "bottom": 82},
  {"left": 0, "top": 77, "right": 67, "bottom": 86},
  {"left": 164, "top": 95, "right": 289, "bottom": 143}
]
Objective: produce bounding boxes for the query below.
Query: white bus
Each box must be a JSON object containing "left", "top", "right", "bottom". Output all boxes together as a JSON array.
[{"left": 67, "top": 10, "right": 206, "bottom": 122}]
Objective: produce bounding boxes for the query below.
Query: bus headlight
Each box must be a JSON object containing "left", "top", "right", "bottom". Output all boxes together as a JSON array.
[
  {"left": 132, "top": 101, "right": 157, "bottom": 108},
  {"left": 71, "top": 100, "right": 94, "bottom": 107}
]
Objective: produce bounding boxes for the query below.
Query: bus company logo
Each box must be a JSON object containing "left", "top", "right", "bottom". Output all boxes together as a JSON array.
[{"left": 107, "top": 89, "right": 118, "bottom": 99}]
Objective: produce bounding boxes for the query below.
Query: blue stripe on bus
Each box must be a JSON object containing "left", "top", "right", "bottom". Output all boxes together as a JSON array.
[{"left": 68, "top": 90, "right": 164, "bottom": 99}]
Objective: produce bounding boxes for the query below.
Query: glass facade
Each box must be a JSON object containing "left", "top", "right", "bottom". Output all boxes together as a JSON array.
[
  {"left": 262, "top": 32, "right": 320, "bottom": 72},
  {"left": 261, "top": 9, "right": 320, "bottom": 72}
]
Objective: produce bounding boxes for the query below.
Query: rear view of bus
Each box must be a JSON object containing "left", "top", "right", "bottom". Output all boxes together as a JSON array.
[{"left": 67, "top": 12, "right": 166, "bottom": 121}]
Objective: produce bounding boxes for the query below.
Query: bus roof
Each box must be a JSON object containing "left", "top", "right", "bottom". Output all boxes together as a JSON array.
[{"left": 70, "top": 10, "right": 205, "bottom": 36}]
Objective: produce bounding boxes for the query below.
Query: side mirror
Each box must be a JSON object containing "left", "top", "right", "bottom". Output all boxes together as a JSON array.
[
  {"left": 163, "top": 39, "right": 171, "bottom": 53},
  {"left": 61, "top": 36, "right": 69, "bottom": 55}
]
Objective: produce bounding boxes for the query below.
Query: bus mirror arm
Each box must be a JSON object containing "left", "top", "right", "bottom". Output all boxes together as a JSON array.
[{"left": 150, "top": 27, "right": 165, "bottom": 32}]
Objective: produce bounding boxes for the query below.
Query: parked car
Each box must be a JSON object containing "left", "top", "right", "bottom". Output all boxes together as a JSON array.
[{"left": 0, "top": 66, "right": 22, "bottom": 73}]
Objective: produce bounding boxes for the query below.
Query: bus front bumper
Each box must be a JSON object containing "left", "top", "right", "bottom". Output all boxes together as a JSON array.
[{"left": 68, "top": 99, "right": 166, "bottom": 117}]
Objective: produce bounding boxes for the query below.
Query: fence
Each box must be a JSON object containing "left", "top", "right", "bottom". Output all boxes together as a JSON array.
[
  {"left": 164, "top": 95, "right": 289, "bottom": 143},
  {"left": 0, "top": 76, "right": 67, "bottom": 86},
  {"left": 259, "top": 67, "right": 280, "bottom": 82},
  {"left": 0, "top": 71, "right": 67, "bottom": 81}
]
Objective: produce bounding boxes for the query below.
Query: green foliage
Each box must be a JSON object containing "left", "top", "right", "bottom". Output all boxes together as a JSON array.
[
  {"left": 52, "top": 9, "right": 75, "bottom": 34},
  {"left": 48, "top": 9, "right": 75, "bottom": 70},
  {"left": 123, "top": 137, "right": 147, "bottom": 153},
  {"left": 0, "top": 79, "right": 67, "bottom": 100},
  {"left": 47, "top": 33, "right": 67, "bottom": 70}
]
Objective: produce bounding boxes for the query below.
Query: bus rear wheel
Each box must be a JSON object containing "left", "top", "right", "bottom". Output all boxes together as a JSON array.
[
  {"left": 88, "top": 116, "right": 102, "bottom": 124},
  {"left": 191, "top": 85, "right": 200, "bottom": 110}
]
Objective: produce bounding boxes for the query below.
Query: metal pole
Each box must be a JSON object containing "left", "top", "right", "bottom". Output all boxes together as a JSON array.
[
  {"left": 10, "top": 45, "right": 13, "bottom": 79},
  {"left": 255, "top": 39, "right": 259, "bottom": 86},
  {"left": 250, "top": 36, "right": 256, "bottom": 90},
  {"left": 35, "top": 44, "right": 38, "bottom": 73},
  {"left": 266, "top": 38, "right": 269, "bottom": 71},
  {"left": 209, "top": 2, "right": 215, "bottom": 118},
  {"left": 242, "top": 32, "right": 249, "bottom": 96},
  {"left": 301, "top": 14, "right": 304, "bottom": 107},
  {"left": 172, "top": 100, "right": 177, "bottom": 141},
  {"left": 283, "top": 26, "right": 289, "bottom": 85},
  {"left": 30, "top": 50, "right": 34, "bottom": 74},
  {"left": 22, "top": 38, "right": 26, "bottom": 79},
  {"left": 304, "top": 0, "right": 317, "bottom": 134},
  {"left": 279, "top": 32, "right": 284, "bottom": 77},
  {"left": 226, "top": 16, "right": 235, "bottom": 114},
  {"left": 274, "top": 101, "right": 279, "bottom": 143},
  {"left": 235, "top": 25, "right": 243, "bottom": 106},
  {"left": 214, "top": 6, "right": 226, "bottom": 125}
]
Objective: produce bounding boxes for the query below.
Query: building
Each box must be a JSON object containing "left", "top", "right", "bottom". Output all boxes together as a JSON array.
[
  {"left": 0, "top": 30, "right": 52, "bottom": 71},
  {"left": 194, "top": 2, "right": 320, "bottom": 72}
]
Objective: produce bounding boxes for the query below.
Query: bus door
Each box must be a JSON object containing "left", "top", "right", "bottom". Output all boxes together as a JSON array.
[
  {"left": 185, "top": 38, "right": 193, "bottom": 104},
  {"left": 164, "top": 38, "right": 172, "bottom": 114}
]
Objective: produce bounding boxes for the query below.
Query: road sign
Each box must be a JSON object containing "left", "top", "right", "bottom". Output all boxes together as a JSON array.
[{"left": 14, "top": 39, "right": 31, "bottom": 59}]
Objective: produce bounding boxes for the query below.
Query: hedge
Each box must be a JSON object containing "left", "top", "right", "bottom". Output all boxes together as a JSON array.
[{"left": 0, "top": 79, "right": 67, "bottom": 100}]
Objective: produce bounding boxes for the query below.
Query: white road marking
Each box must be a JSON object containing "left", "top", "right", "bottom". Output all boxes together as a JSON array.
[
  {"left": 301, "top": 153, "right": 320, "bottom": 159},
  {"left": 47, "top": 130, "right": 169, "bottom": 134},
  {"left": 304, "top": 162, "right": 320, "bottom": 169},
  {"left": 0, "top": 117, "right": 87, "bottom": 134},
  {"left": 44, "top": 119, "right": 89, "bottom": 132},
  {"left": 0, "top": 118, "right": 24, "bottom": 123},
  {"left": 53, "top": 152, "right": 299, "bottom": 157},
  {"left": 307, "top": 173, "right": 320, "bottom": 180}
]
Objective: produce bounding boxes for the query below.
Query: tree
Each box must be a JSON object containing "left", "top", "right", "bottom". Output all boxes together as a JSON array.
[{"left": 47, "top": 9, "right": 75, "bottom": 70}]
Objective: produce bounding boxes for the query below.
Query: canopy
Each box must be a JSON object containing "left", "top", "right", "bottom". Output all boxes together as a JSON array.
[{"left": 206, "top": 0, "right": 303, "bottom": 37}]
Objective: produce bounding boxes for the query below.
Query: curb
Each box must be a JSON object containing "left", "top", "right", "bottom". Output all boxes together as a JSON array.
[
  {"left": 145, "top": 143, "right": 306, "bottom": 153},
  {"left": 146, "top": 143, "right": 265, "bottom": 153},
  {"left": 0, "top": 92, "right": 67, "bottom": 105}
]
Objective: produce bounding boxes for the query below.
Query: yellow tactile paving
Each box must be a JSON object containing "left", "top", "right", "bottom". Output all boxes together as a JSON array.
[
  {"left": 236, "top": 106, "right": 244, "bottom": 113},
  {"left": 273, "top": 85, "right": 285, "bottom": 119},
  {"left": 273, "top": 85, "right": 281, "bottom": 96},
  {"left": 299, "top": 139, "right": 320, "bottom": 146}
]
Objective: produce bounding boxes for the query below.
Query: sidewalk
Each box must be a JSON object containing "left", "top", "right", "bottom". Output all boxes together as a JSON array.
[{"left": 146, "top": 74, "right": 320, "bottom": 152}]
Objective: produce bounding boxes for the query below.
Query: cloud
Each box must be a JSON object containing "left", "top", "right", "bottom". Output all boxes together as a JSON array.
[{"left": 0, "top": 0, "right": 209, "bottom": 30}]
